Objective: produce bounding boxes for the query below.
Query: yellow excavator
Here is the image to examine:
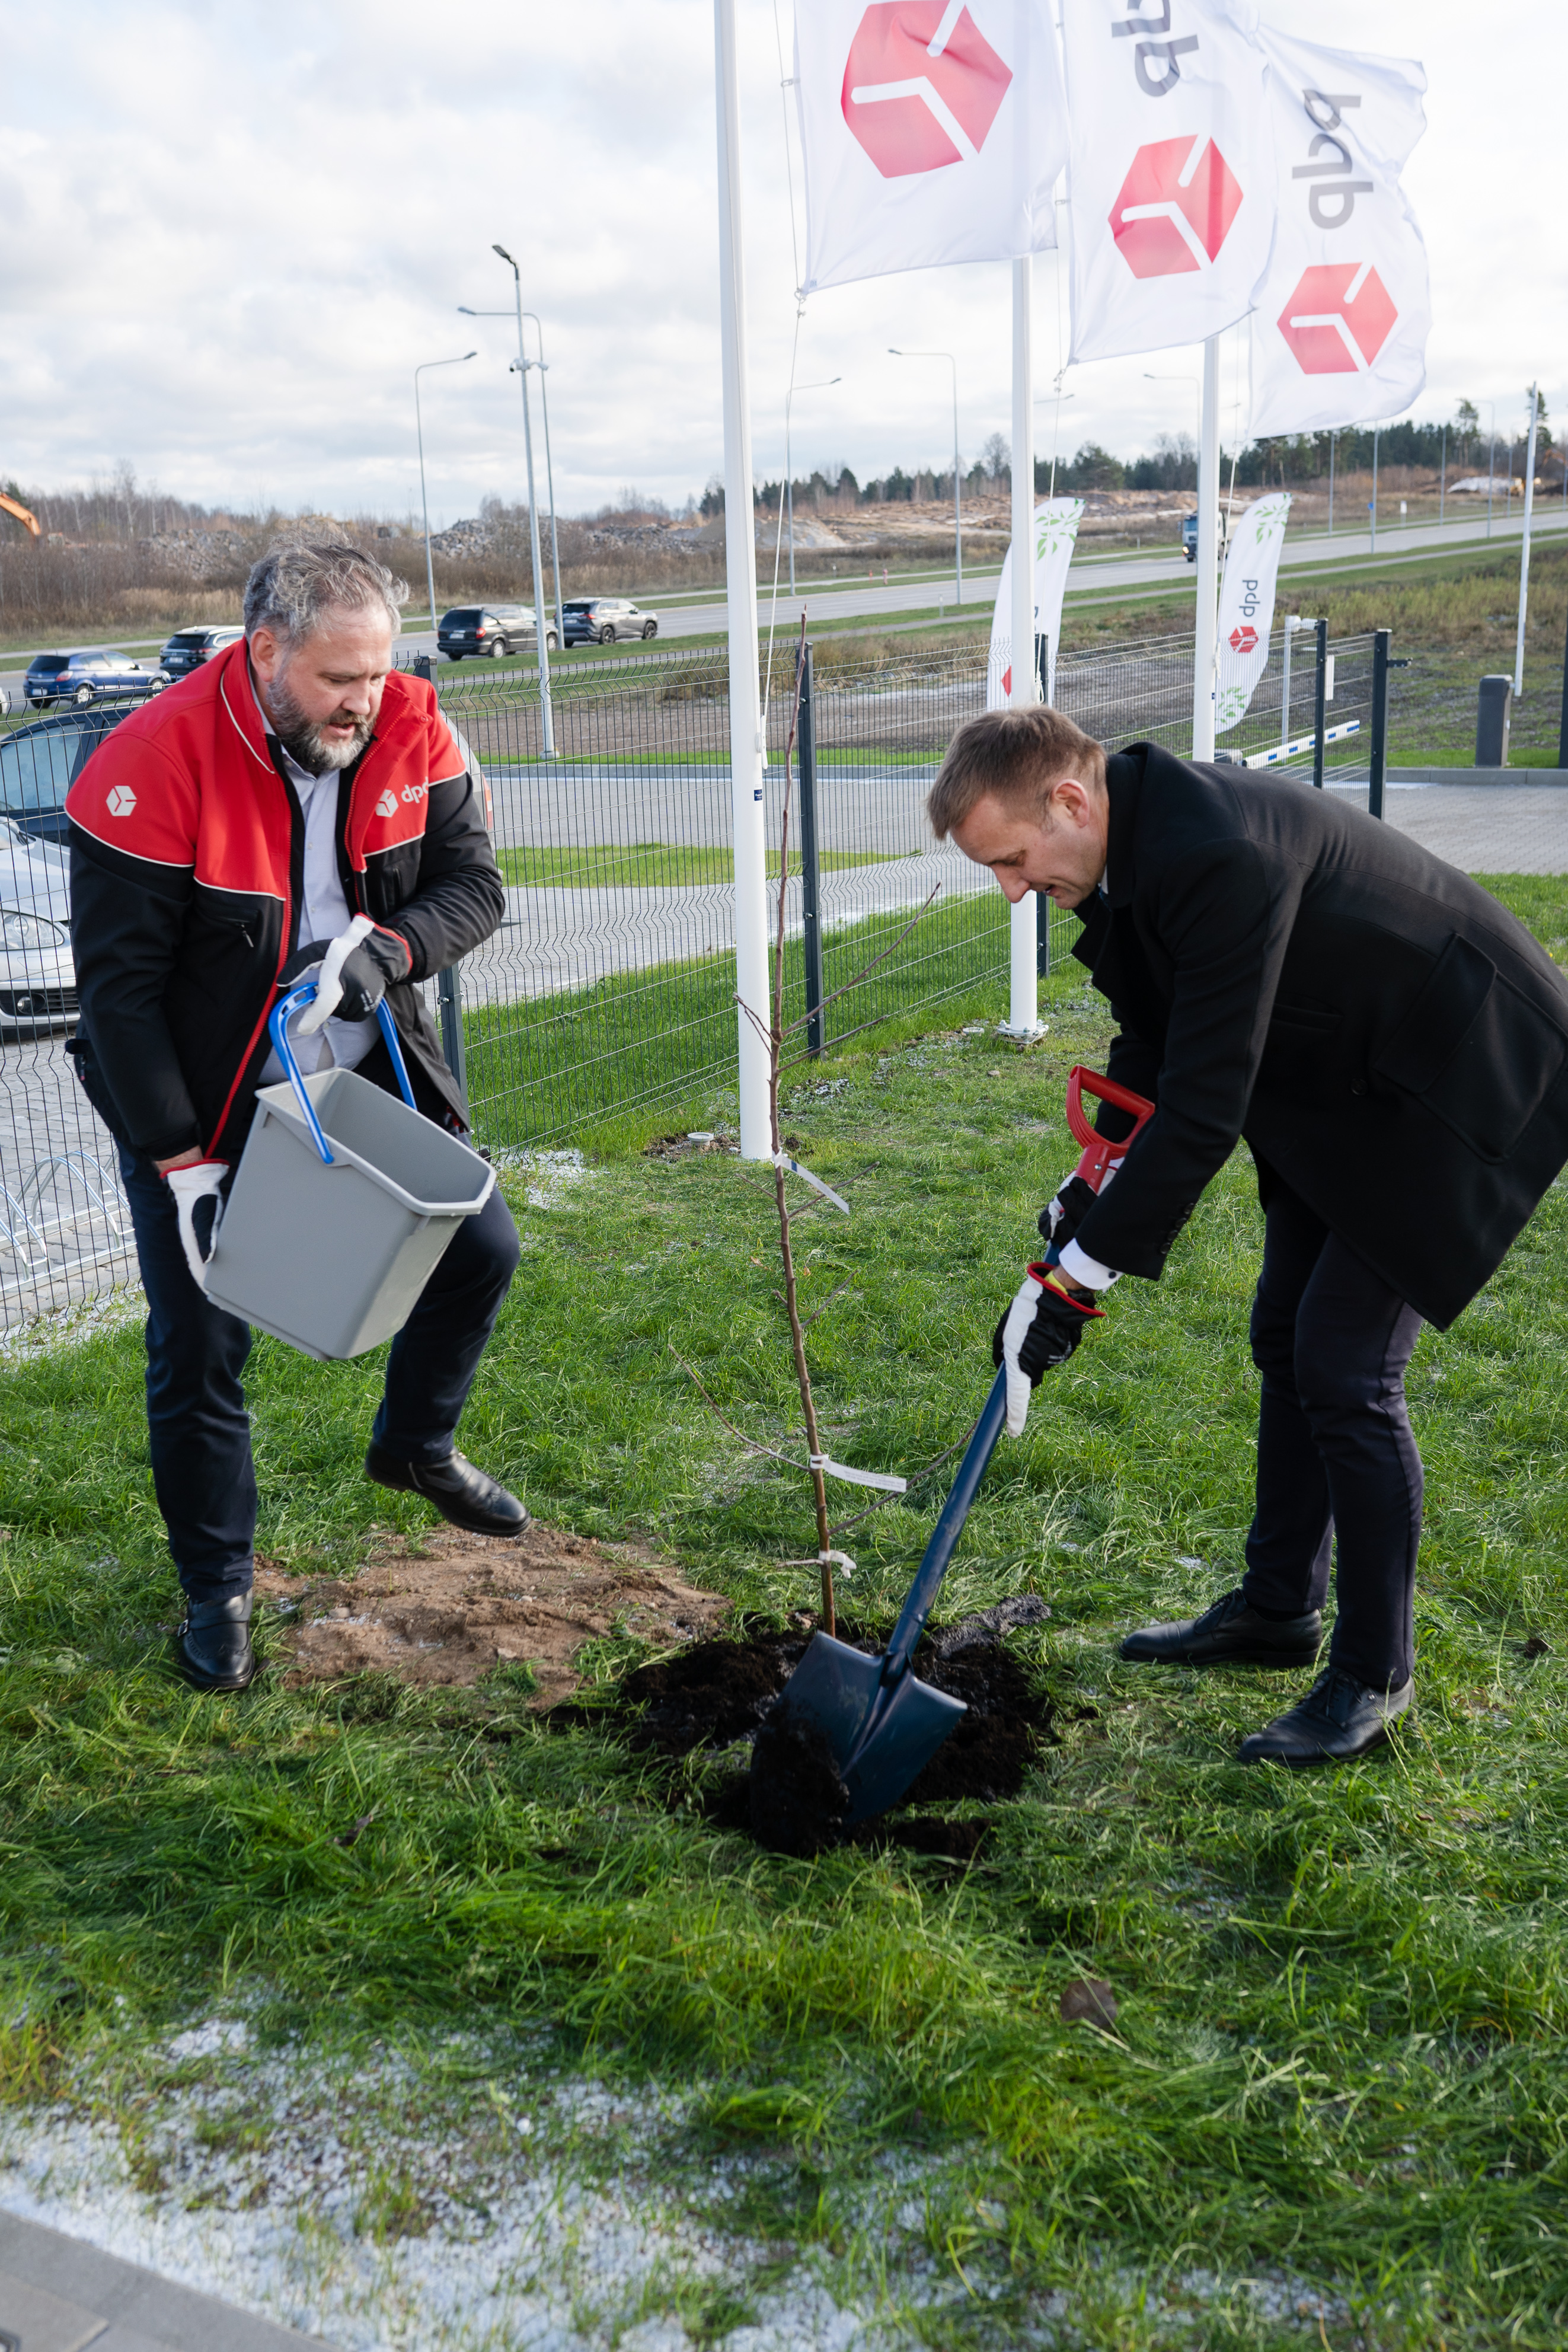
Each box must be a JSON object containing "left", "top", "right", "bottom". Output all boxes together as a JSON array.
[{"left": 0, "top": 490, "right": 40, "bottom": 538}]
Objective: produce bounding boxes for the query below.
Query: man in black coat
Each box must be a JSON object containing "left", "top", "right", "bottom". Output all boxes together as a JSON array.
[{"left": 930, "top": 706, "right": 1568, "bottom": 1764}]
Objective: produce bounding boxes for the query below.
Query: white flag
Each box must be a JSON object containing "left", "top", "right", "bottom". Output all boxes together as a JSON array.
[
  {"left": 1247, "top": 26, "right": 1429, "bottom": 438},
  {"left": 1063, "top": 0, "right": 1274, "bottom": 365},
  {"left": 1214, "top": 491, "right": 1290, "bottom": 733},
  {"left": 986, "top": 499, "right": 1085, "bottom": 708},
  {"left": 795, "top": 1, "right": 1069, "bottom": 292}
]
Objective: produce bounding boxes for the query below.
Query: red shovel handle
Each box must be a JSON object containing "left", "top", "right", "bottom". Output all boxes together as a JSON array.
[{"left": 1065, "top": 1064, "right": 1156, "bottom": 1193}]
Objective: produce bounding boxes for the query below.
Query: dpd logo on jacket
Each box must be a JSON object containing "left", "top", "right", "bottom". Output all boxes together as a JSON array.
[
  {"left": 840, "top": 2, "right": 1012, "bottom": 178},
  {"left": 1111, "top": 133, "right": 1242, "bottom": 277},
  {"left": 375, "top": 789, "right": 398, "bottom": 818},
  {"left": 1276, "top": 261, "right": 1397, "bottom": 375}
]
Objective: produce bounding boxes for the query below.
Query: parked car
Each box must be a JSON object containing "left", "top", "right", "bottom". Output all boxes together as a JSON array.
[
  {"left": 1181, "top": 510, "right": 1231, "bottom": 564},
  {"left": 437, "top": 604, "right": 558, "bottom": 660},
  {"left": 561, "top": 597, "right": 658, "bottom": 645},
  {"left": 0, "top": 824, "right": 75, "bottom": 1036},
  {"left": 0, "top": 707, "right": 138, "bottom": 849},
  {"left": 24, "top": 649, "right": 168, "bottom": 710},
  {"left": 159, "top": 624, "right": 244, "bottom": 678}
]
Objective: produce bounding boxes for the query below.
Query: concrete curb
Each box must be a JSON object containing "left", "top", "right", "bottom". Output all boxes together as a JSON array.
[
  {"left": 1388, "top": 767, "right": 1568, "bottom": 786},
  {"left": 0, "top": 2212, "right": 326, "bottom": 2352}
]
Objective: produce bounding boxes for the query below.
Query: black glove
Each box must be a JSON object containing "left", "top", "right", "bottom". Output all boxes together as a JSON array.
[
  {"left": 281, "top": 923, "right": 411, "bottom": 1022},
  {"left": 1037, "top": 1172, "right": 1100, "bottom": 1258},
  {"left": 993, "top": 1263, "right": 1106, "bottom": 1435}
]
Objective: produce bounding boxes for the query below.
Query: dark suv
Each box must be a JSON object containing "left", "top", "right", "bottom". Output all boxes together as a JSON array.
[
  {"left": 562, "top": 598, "right": 657, "bottom": 645},
  {"left": 24, "top": 649, "right": 169, "bottom": 710},
  {"left": 437, "top": 605, "right": 558, "bottom": 660},
  {"left": 159, "top": 624, "right": 244, "bottom": 678}
]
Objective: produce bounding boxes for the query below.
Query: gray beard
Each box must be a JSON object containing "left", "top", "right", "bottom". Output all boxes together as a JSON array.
[{"left": 266, "top": 669, "right": 373, "bottom": 773}]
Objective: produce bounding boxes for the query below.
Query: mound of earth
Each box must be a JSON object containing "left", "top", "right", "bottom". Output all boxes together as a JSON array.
[
  {"left": 582, "top": 1597, "right": 1055, "bottom": 1848},
  {"left": 254, "top": 1523, "right": 728, "bottom": 1708}
]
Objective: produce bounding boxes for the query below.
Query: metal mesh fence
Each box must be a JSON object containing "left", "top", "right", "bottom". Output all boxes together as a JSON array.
[{"left": 4, "top": 626, "right": 1567, "bottom": 1329}]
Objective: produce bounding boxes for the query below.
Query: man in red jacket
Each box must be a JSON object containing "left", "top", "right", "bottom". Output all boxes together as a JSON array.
[{"left": 68, "top": 542, "right": 524, "bottom": 1694}]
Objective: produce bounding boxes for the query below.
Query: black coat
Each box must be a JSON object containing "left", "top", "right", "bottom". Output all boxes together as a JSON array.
[{"left": 1069, "top": 744, "right": 1568, "bottom": 1328}]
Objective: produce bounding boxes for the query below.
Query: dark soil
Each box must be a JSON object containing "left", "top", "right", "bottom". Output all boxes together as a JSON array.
[
  {"left": 555, "top": 1600, "right": 1055, "bottom": 1855},
  {"left": 746, "top": 1711, "right": 850, "bottom": 1857}
]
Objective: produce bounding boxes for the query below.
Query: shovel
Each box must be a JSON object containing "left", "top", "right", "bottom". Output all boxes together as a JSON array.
[
  {"left": 765, "top": 1362, "right": 1010, "bottom": 1826},
  {"left": 764, "top": 1063, "right": 1157, "bottom": 1827}
]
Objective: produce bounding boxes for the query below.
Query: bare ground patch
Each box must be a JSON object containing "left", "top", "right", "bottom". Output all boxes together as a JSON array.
[{"left": 254, "top": 1523, "right": 728, "bottom": 1706}]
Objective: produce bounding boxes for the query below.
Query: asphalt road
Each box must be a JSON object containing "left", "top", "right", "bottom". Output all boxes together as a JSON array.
[{"left": 4, "top": 505, "right": 1563, "bottom": 703}]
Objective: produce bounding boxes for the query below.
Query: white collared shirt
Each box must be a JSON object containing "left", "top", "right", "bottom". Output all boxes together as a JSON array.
[{"left": 257, "top": 730, "right": 378, "bottom": 1083}]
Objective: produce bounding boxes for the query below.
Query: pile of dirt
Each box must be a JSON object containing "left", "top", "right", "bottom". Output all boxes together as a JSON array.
[
  {"left": 577, "top": 1598, "right": 1055, "bottom": 1853},
  {"left": 254, "top": 1523, "right": 728, "bottom": 1709}
]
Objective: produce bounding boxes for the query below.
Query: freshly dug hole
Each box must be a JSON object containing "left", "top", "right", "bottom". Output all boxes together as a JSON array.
[{"left": 572, "top": 1606, "right": 1054, "bottom": 1852}]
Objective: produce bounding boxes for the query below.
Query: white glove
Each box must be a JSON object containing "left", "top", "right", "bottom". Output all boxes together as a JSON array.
[
  {"left": 296, "top": 914, "right": 376, "bottom": 1036},
  {"left": 165, "top": 1160, "right": 229, "bottom": 1290},
  {"left": 1000, "top": 1268, "right": 1046, "bottom": 1439}
]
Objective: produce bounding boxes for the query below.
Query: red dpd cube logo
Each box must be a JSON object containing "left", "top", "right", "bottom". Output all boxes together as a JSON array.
[
  {"left": 1277, "top": 263, "right": 1398, "bottom": 375},
  {"left": 841, "top": 3, "right": 1012, "bottom": 179},
  {"left": 1111, "top": 136, "right": 1243, "bottom": 278},
  {"left": 1228, "top": 624, "right": 1259, "bottom": 656}
]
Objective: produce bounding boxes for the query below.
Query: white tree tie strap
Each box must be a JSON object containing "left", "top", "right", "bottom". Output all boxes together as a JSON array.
[
  {"left": 773, "top": 1149, "right": 850, "bottom": 1216},
  {"left": 809, "top": 1452, "right": 906, "bottom": 1493}
]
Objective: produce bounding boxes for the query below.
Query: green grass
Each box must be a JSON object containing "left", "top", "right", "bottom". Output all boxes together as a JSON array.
[
  {"left": 496, "top": 843, "right": 911, "bottom": 891},
  {"left": 4, "top": 883, "right": 1568, "bottom": 2343},
  {"left": 462, "top": 888, "right": 1028, "bottom": 1154}
]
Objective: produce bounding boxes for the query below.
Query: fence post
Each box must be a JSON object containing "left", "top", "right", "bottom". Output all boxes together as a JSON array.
[
  {"left": 1368, "top": 628, "right": 1390, "bottom": 820},
  {"left": 436, "top": 965, "right": 467, "bottom": 1093},
  {"left": 1312, "top": 618, "right": 1327, "bottom": 790},
  {"left": 797, "top": 642, "right": 825, "bottom": 1058}
]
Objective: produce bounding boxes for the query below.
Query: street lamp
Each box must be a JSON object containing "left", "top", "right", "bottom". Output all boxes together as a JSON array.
[
  {"left": 458, "top": 242, "right": 554, "bottom": 755},
  {"left": 889, "top": 347, "right": 962, "bottom": 605},
  {"left": 521, "top": 312, "right": 564, "bottom": 646},
  {"left": 414, "top": 351, "right": 477, "bottom": 635},
  {"left": 781, "top": 376, "right": 841, "bottom": 597},
  {"left": 1486, "top": 399, "right": 1497, "bottom": 540}
]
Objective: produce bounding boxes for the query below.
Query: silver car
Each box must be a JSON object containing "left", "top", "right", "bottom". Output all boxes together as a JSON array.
[{"left": 0, "top": 825, "right": 75, "bottom": 1037}]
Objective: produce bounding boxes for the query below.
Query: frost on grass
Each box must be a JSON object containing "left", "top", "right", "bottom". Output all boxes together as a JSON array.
[
  {"left": 0, "top": 2019, "right": 1359, "bottom": 2350},
  {"left": 494, "top": 1147, "right": 598, "bottom": 1211}
]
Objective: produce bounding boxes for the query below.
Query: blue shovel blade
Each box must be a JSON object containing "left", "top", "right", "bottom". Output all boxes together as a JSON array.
[{"left": 777, "top": 1632, "right": 967, "bottom": 1827}]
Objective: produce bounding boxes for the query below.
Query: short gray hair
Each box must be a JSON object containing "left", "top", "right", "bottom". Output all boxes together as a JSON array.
[{"left": 243, "top": 540, "right": 403, "bottom": 647}]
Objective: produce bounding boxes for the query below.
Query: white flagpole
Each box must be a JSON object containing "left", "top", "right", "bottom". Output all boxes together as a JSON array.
[
  {"left": 1192, "top": 333, "right": 1221, "bottom": 761},
  {"left": 1515, "top": 383, "right": 1540, "bottom": 700},
  {"left": 1004, "top": 253, "right": 1044, "bottom": 1041},
  {"left": 714, "top": 0, "right": 771, "bottom": 1160}
]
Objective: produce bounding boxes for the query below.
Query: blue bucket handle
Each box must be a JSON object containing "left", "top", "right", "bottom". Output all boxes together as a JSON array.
[{"left": 267, "top": 982, "right": 417, "bottom": 1167}]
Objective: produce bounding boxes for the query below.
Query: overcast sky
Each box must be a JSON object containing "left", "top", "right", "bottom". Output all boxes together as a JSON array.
[{"left": 0, "top": 0, "right": 1556, "bottom": 526}]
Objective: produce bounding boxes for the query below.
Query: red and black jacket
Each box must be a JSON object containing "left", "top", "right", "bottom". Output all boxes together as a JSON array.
[{"left": 66, "top": 640, "right": 504, "bottom": 1164}]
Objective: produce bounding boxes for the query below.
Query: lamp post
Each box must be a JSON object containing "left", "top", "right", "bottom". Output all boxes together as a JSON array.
[
  {"left": 414, "top": 351, "right": 477, "bottom": 636},
  {"left": 889, "top": 347, "right": 962, "bottom": 605},
  {"left": 1486, "top": 399, "right": 1497, "bottom": 540},
  {"left": 521, "top": 312, "right": 564, "bottom": 646},
  {"left": 781, "top": 376, "right": 840, "bottom": 597},
  {"left": 458, "top": 242, "right": 554, "bottom": 755}
]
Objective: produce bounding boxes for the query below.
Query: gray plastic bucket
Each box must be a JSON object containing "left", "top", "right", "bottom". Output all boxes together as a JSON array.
[{"left": 193, "top": 985, "right": 494, "bottom": 1361}]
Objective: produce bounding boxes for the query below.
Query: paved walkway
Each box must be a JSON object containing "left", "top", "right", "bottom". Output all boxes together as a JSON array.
[{"left": 0, "top": 2210, "right": 322, "bottom": 2350}]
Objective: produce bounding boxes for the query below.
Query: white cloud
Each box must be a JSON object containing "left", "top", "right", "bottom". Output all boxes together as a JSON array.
[{"left": 0, "top": 0, "right": 1557, "bottom": 522}]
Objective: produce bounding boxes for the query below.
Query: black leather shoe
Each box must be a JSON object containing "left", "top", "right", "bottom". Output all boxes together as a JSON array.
[
  {"left": 365, "top": 1442, "right": 528, "bottom": 1537},
  {"left": 1237, "top": 1667, "right": 1413, "bottom": 1766},
  {"left": 175, "top": 1591, "right": 257, "bottom": 1693},
  {"left": 1119, "top": 1585, "right": 1323, "bottom": 1668}
]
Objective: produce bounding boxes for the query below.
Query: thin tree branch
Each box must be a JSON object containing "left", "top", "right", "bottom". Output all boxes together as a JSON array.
[
  {"left": 669, "top": 1345, "right": 809, "bottom": 1473},
  {"left": 777, "top": 884, "right": 942, "bottom": 1035}
]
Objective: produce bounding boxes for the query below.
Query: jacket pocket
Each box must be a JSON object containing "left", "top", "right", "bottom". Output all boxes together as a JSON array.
[
  {"left": 1372, "top": 932, "right": 1567, "bottom": 1160},
  {"left": 1259, "top": 999, "right": 1342, "bottom": 1084}
]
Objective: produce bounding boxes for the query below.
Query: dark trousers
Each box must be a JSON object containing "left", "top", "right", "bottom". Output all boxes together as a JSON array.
[
  {"left": 117, "top": 1144, "right": 520, "bottom": 1604},
  {"left": 1240, "top": 1179, "right": 1425, "bottom": 1689}
]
